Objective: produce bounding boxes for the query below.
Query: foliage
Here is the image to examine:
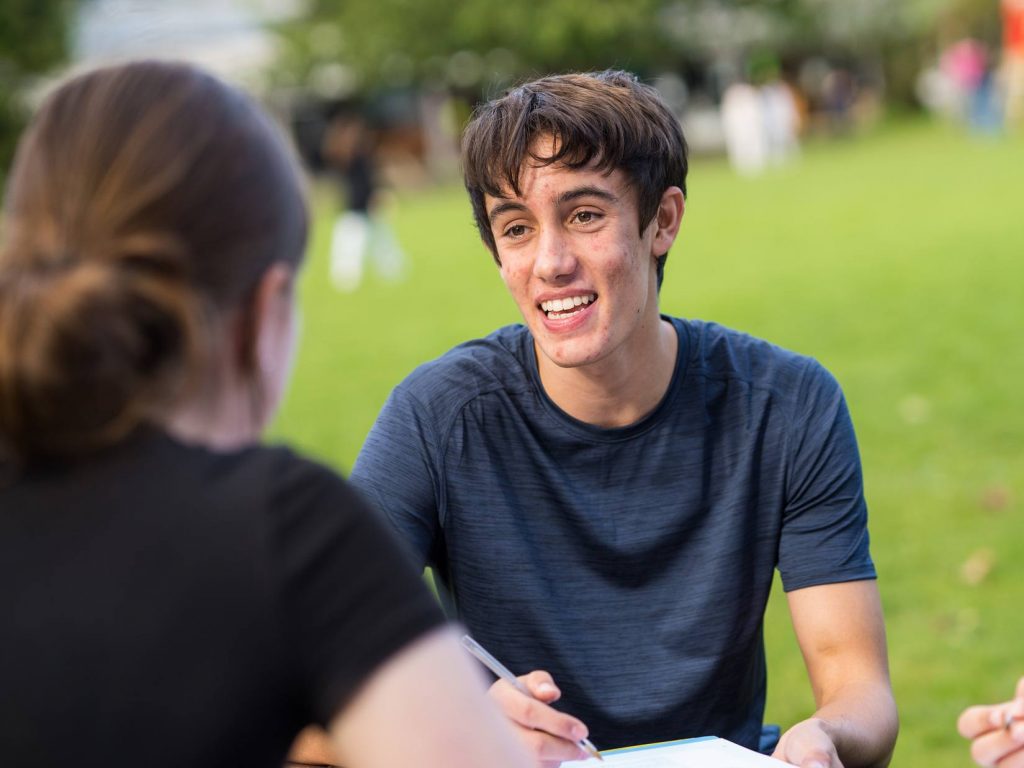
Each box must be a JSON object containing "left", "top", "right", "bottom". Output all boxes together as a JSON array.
[
  {"left": 277, "top": 0, "right": 680, "bottom": 94},
  {"left": 275, "top": 0, "right": 1002, "bottom": 107},
  {"left": 0, "top": 0, "right": 71, "bottom": 173}
]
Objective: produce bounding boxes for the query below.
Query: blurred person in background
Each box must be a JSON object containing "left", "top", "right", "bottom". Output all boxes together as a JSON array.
[
  {"left": 322, "top": 113, "right": 406, "bottom": 292},
  {"left": 720, "top": 57, "right": 799, "bottom": 177},
  {"left": 940, "top": 39, "right": 1002, "bottom": 134},
  {"left": 761, "top": 73, "right": 801, "bottom": 166},
  {"left": 0, "top": 60, "right": 531, "bottom": 768},
  {"left": 1003, "top": 0, "right": 1024, "bottom": 130},
  {"left": 822, "top": 66, "right": 858, "bottom": 135},
  {"left": 352, "top": 70, "right": 898, "bottom": 768},
  {"left": 959, "top": 676, "right": 1024, "bottom": 767},
  {"left": 721, "top": 77, "right": 769, "bottom": 175},
  {"left": 942, "top": 39, "right": 989, "bottom": 119}
]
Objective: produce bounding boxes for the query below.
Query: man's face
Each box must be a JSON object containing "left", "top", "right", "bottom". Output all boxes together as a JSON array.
[{"left": 485, "top": 144, "right": 667, "bottom": 371}]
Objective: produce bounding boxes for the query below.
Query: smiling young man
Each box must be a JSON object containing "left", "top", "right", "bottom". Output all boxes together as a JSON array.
[{"left": 351, "top": 71, "right": 898, "bottom": 768}]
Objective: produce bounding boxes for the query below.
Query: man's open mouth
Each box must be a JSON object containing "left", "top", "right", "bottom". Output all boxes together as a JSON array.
[{"left": 539, "top": 293, "right": 597, "bottom": 320}]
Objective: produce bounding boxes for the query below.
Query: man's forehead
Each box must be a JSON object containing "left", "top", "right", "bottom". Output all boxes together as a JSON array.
[{"left": 485, "top": 163, "right": 625, "bottom": 207}]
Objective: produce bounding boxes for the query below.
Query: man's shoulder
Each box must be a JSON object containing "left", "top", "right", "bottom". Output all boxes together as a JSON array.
[
  {"left": 680, "top": 317, "right": 835, "bottom": 398},
  {"left": 396, "top": 324, "right": 532, "bottom": 404}
]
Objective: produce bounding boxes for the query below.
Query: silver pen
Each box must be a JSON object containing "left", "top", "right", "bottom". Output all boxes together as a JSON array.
[{"left": 461, "top": 634, "right": 603, "bottom": 761}]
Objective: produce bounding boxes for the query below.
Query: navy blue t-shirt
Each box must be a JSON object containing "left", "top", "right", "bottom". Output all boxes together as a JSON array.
[{"left": 352, "top": 317, "right": 875, "bottom": 751}]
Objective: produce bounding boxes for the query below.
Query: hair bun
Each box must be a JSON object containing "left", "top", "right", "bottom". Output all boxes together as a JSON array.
[{"left": 0, "top": 239, "right": 199, "bottom": 461}]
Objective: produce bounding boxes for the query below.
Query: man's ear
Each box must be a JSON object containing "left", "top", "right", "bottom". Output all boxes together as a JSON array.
[
  {"left": 234, "top": 262, "right": 295, "bottom": 376},
  {"left": 651, "top": 186, "right": 685, "bottom": 257}
]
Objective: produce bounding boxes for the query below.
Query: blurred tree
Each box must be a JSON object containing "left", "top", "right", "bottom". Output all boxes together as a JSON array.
[
  {"left": 274, "top": 0, "right": 995, "bottom": 110},
  {"left": 276, "top": 0, "right": 683, "bottom": 95},
  {"left": 0, "top": 0, "right": 72, "bottom": 174}
]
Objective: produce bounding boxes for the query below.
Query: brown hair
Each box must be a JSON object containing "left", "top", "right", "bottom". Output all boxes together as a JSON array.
[
  {"left": 0, "top": 60, "right": 307, "bottom": 463},
  {"left": 462, "top": 70, "right": 688, "bottom": 285}
]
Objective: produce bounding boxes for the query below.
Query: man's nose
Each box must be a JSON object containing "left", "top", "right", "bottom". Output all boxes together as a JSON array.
[{"left": 532, "top": 228, "right": 577, "bottom": 282}]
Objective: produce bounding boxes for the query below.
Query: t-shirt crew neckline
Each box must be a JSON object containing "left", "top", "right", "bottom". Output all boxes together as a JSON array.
[{"left": 520, "top": 314, "right": 691, "bottom": 443}]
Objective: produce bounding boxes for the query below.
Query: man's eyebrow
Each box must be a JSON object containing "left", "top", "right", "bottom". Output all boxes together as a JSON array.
[
  {"left": 557, "top": 186, "right": 618, "bottom": 205},
  {"left": 487, "top": 185, "right": 618, "bottom": 225},
  {"left": 487, "top": 200, "right": 527, "bottom": 225}
]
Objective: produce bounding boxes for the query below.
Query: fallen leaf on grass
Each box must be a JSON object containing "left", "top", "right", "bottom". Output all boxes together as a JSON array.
[{"left": 960, "top": 548, "right": 996, "bottom": 586}]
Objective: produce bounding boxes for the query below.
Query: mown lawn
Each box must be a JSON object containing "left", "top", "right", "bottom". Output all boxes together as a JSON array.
[{"left": 272, "top": 118, "right": 1024, "bottom": 767}]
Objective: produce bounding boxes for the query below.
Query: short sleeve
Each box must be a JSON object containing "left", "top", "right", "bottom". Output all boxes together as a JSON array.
[
  {"left": 268, "top": 451, "right": 445, "bottom": 725},
  {"left": 777, "top": 361, "right": 876, "bottom": 592},
  {"left": 350, "top": 383, "right": 445, "bottom": 570}
]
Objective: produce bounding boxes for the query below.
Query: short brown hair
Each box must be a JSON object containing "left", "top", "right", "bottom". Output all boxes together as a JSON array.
[
  {"left": 0, "top": 61, "right": 307, "bottom": 463},
  {"left": 462, "top": 70, "right": 687, "bottom": 285}
]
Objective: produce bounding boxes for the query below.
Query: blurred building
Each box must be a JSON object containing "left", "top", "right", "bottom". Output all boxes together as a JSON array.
[{"left": 72, "top": 0, "right": 301, "bottom": 90}]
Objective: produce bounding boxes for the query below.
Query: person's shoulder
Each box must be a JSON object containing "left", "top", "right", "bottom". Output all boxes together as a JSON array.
[
  {"left": 240, "top": 442, "right": 357, "bottom": 511},
  {"left": 680, "top": 317, "right": 836, "bottom": 397},
  {"left": 161, "top": 435, "right": 354, "bottom": 516},
  {"left": 394, "top": 324, "right": 531, "bottom": 407}
]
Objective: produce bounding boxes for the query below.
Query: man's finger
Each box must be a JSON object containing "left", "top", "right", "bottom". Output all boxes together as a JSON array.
[
  {"left": 798, "top": 748, "right": 835, "bottom": 768},
  {"left": 488, "top": 679, "right": 589, "bottom": 744},
  {"left": 521, "top": 670, "right": 562, "bottom": 703},
  {"left": 521, "top": 727, "right": 589, "bottom": 763},
  {"left": 962, "top": 705, "right": 1004, "bottom": 739},
  {"left": 995, "top": 748, "right": 1024, "bottom": 768},
  {"left": 970, "top": 728, "right": 1024, "bottom": 767}
]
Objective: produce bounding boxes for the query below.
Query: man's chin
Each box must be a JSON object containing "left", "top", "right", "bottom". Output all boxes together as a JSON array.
[{"left": 534, "top": 337, "right": 603, "bottom": 371}]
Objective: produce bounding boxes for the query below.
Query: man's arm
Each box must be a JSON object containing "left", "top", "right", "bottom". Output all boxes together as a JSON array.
[
  {"left": 772, "top": 580, "right": 897, "bottom": 768},
  {"left": 350, "top": 383, "right": 444, "bottom": 569}
]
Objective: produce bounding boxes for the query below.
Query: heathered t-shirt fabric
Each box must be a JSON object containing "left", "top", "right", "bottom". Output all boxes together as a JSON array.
[
  {"left": 351, "top": 317, "right": 876, "bottom": 751},
  {"left": 0, "top": 430, "right": 444, "bottom": 768}
]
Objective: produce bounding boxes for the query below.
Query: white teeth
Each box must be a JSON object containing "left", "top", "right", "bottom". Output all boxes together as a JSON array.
[{"left": 540, "top": 294, "right": 596, "bottom": 313}]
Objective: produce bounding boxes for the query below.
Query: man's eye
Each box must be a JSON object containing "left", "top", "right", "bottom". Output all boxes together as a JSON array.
[
  {"left": 504, "top": 224, "right": 527, "bottom": 238},
  {"left": 574, "top": 210, "right": 600, "bottom": 224}
]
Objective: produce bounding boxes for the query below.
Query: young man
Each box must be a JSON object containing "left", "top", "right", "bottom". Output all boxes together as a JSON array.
[{"left": 351, "top": 71, "right": 898, "bottom": 768}]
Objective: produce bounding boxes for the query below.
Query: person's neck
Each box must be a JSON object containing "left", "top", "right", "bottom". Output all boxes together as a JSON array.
[
  {"left": 163, "top": 373, "right": 263, "bottom": 453},
  {"left": 165, "top": 404, "right": 260, "bottom": 452},
  {"left": 536, "top": 316, "right": 678, "bottom": 428}
]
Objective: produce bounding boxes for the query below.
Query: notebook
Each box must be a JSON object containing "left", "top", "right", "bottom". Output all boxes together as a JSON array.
[{"left": 561, "top": 736, "right": 797, "bottom": 767}]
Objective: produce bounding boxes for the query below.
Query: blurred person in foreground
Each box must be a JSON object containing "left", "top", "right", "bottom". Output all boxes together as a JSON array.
[
  {"left": 0, "top": 60, "right": 531, "bottom": 768},
  {"left": 351, "top": 70, "right": 898, "bottom": 768},
  {"left": 959, "top": 677, "right": 1024, "bottom": 767}
]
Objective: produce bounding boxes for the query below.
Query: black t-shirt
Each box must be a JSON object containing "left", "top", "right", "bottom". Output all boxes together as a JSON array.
[{"left": 0, "top": 428, "right": 444, "bottom": 768}]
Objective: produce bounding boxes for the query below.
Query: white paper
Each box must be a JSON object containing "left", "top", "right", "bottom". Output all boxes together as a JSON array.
[{"left": 561, "top": 736, "right": 796, "bottom": 768}]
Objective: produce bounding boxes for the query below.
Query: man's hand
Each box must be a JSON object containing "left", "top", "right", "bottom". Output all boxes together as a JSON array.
[
  {"left": 958, "top": 676, "right": 1024, "bottom": 767},
  {"left": 773, "top": 718, "right": 844, "bottom": 768},
  {"left": 487, "top": 670, "right": 591, "bottom": 767}
]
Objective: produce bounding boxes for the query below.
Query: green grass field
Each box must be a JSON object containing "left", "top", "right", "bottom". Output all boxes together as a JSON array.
[{"left": 272, "top": 119, "right": 1024, "bottom": 766}]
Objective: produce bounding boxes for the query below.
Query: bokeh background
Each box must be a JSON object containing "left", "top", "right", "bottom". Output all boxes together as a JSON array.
[{"left": 3, "top": 1, "right": 1023, "bottom": 765}]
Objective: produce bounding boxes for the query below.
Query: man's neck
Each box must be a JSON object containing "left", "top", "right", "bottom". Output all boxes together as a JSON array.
[{"left": 536, "top": 317, "right": 678, "bottom": 428}]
